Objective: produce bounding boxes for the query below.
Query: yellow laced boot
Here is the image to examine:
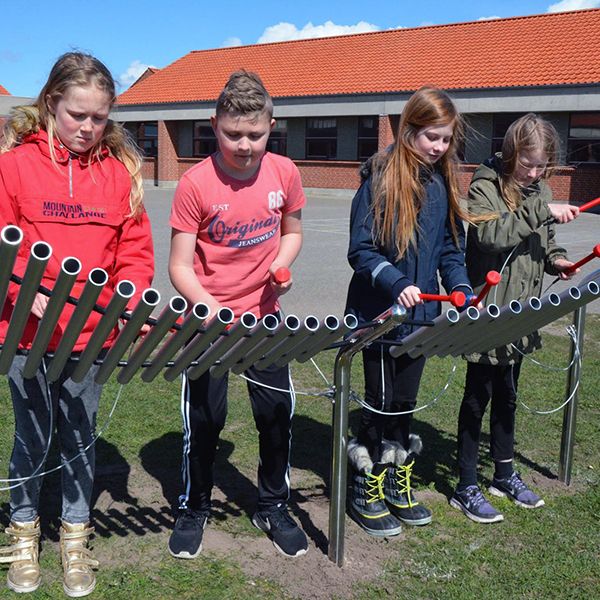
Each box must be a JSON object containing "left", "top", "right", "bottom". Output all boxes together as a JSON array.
[
  {"left": 59, "top": 522, "right": 98, "bottom": 598},
  {"left": 0, "top": 518, "right": 41, "bottom": 593}
]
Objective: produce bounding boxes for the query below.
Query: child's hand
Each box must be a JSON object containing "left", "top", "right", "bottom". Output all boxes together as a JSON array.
[
  {"left": 397, "top": 285, "right": 423, "bottom": 308},
  {"left": 548, "top": 203, "right": 579, "bottom": 224},
  {"left": 269, "top": 265, "right": 292, "bottom": 296},
  {"left": 30, "top": 292, "right": 49, "bottom": 319},
  {"left": 554, "top": 258, "right": 579, "bottom": 280}
]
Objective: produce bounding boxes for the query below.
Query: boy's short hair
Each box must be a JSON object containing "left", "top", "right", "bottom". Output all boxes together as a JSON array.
[{"left": 216, "top": 70, "right": 273, "bottom": 118}]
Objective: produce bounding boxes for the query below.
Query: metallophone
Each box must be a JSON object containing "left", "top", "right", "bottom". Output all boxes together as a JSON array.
[{"left": 1, "top": 224, "right": 599, "bottom": 566}]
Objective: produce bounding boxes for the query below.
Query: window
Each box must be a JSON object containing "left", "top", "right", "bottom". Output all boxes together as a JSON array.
[
  {"left": 357, "top": 116, "right": 379, "bottom": 161},
  {"left": 267, "top": 119, "right": 287, "bottom": 156},
  {"left": 306, "top": 118, "right": 337, "bottom": 159},
  {"left": 193, "top": 121, "right": 217, "bottom": 157},
  {"left": 491, "top": 113, "right": 526, "bottom": 154},
  {"left": 567, "top": 112, "right": 600, "bottom": 164},
  {"left": 126, "top": 122, "right": 158, "bottom": 157}
]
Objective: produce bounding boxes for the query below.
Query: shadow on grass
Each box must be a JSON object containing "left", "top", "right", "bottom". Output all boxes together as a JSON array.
[
  {"left": 139, "top": 426, "right": 331, "bottom": 553},
  {"left": 0, "top": 438, "right": 173, "bottom": 541}
]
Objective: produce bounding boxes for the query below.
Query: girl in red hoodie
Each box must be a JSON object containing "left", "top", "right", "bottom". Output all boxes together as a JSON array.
[{"left": 0, "top": 52, "right": 153, "bottom": 596}]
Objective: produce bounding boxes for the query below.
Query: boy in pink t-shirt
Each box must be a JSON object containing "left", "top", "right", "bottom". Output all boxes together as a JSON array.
[{"left": 167, "top": 71, "right": 308, "bottom": 559}]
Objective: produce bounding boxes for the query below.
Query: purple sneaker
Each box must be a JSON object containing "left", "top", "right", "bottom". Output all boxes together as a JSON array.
[
  {"left": 489, "top": 472, "right": 545, "bottom": 509},
  {"left": 450, "top": 485, "right": 504, "bottom": 524}
]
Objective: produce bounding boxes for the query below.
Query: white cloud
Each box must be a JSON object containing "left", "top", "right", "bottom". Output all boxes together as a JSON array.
[
  {"left": 118, "top": 60, "right": 157, "bottom": 89},
  {"left": 257, "top": 20, "right": 380, "bottom": 44},
  {"left": 547, "top": 0, "right": 600, "bottom": 12},
  {"left": 222, "top": 37, "right": 242, "bottom": 47},
  {"left": 478, "top": 15, "right": 501, "bottom": 20}
]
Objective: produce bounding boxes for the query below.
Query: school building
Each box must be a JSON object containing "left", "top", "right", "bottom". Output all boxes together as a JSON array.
[{"left": 113, "top": 8, "right": 600, "bottom": 202}]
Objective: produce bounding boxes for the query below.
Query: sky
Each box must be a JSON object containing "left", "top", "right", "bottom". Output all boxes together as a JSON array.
[{"left": 1, "top": 0, "right": 598, "bottom": 97}]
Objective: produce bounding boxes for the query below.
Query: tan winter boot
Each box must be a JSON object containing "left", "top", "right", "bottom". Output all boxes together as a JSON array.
[
  {"left": 0, "top": 518, "right": 41, "bottom": 593},
  {"left": 59, "top": 522, "right": 98, "bottom": 598}
]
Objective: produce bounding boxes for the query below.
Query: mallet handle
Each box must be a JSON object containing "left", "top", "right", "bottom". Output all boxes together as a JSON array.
[
  {"left": 471, "top": 271, "right": 502, "bottom": 306},
  {"left": 564, "top": 244, "right": 600, "bottom": 273},
  {"left": 579, "top": 196, "right": 600, "bottom": 213},
  {"left": 419, "top": 291, "right": 466, "bottom": 308}
]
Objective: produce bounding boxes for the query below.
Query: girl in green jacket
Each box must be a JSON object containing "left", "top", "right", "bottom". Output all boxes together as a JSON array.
[{"left": 451, "top": 113, "right": 579, "bottom": 523}]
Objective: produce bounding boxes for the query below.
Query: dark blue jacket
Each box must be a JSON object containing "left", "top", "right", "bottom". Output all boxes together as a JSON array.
[{"left": 345, "top": 160, "right": 472, "bottom": 341}]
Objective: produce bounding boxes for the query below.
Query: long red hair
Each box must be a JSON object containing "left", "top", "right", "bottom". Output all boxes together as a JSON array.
[{"left": 372, "top": 86, "right": 467, "bottom": 259}]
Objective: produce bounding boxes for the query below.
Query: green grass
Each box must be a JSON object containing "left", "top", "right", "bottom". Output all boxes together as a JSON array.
[{"left": 0, "top": 314, "right": 598, "bottom": 599}]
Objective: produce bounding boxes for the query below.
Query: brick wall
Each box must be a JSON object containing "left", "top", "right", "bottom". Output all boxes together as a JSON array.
[
  {"left": 157, "top": 121, "right": 180, "bottom": 184},
  {"left": 141, "top": 157, "right": 157, "bottom": 185},
  {"left": 294, "top": 160, "right": 361, "bottom": 189},
  {"left": 378, "top": 115, "right": 396, "bottom": 150}
]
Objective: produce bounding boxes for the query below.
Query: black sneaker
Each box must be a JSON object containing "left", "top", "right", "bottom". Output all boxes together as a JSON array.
[
  {"left": 383, "top": 461, "right": 433, "bottom": 526},
  {"left": 252, "top": 503, "right": 308, "bottom": 557},
  {"left": 349, "top": 467, "right": 402, "bottom": 537},
  {"left": 168, "top": 508, "right": 208, "bottom": 559},
  {"left": 489, "top": 472, "right": 545, "bottom": 509}
]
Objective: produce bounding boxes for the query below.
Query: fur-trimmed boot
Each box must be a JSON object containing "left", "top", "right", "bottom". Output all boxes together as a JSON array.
[
  {"left": 382, "top": 435, "right": 432, "bottom": 526},
  {"left": 347, "top": 439, "right": 402, "bottom": 537},
  {"left": 60, "top": 522, "right": 99, "bottom": 598},
  {"left": 0, "top": 518, "right": 41, "bottom": 593}
]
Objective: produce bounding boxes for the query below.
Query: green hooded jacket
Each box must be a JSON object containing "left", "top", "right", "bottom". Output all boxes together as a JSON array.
[{"left": 464, "top": 154, "right": 567, "bottom": 365}]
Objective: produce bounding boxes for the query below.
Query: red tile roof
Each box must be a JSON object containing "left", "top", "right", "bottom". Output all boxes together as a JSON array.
[
  {"left": 0, "top": 84, "right": 9, "bottom": 95},
  {"left": 118, "top": 9, "right": 600, "bottom": 106}
]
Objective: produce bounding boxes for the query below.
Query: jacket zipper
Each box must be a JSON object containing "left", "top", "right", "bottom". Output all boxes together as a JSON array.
[{"left": 68, "top": 154, "right": 73, "bottom": 198}]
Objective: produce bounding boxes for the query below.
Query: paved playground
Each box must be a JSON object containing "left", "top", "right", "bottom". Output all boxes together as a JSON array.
[{"left": 144, "top": 186, "right": 599, "bottom": 317}]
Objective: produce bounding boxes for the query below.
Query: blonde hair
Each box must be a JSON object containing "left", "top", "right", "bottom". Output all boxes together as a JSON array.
[
  {"left": 216, "top": 70, "right": 273, "bottom": 119},
  {"left": 372, "top": 86, "right": 467, "bottom": 260},
  {"left": 0, "top": 52, "right": 144, "bottom": 217},
  {"left": 499, "top": 113, "right": 560, "bottom": 211}
]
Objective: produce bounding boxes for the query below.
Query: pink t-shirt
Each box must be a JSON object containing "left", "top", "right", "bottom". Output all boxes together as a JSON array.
[{"left": 170, "top": 153, "right": 306, "bottom": 317}]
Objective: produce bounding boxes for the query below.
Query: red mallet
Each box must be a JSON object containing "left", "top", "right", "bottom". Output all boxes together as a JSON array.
[
  {"left": 420, "top": 291, "right": 466, "bottom": 308},
  {"left": 273, "top": 267, "right": 291, "bottom": 284},
  {"left": 470, "top": 270, "right": 502, "bottom": 306},
  {"left": 564, "top": 243, "right": 600, "bottom": 274},
  {"left": 579, "top": 196, "right": 600, "bottom": 213}
]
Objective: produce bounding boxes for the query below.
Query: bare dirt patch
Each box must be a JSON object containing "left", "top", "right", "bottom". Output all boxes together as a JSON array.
[{"left": 87, "top": 462, "right": 418, "bottom": 599}]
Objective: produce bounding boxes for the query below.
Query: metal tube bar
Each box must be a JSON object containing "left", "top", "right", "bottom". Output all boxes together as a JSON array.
[
  {"left": 255, "top": 316, "right": 317, "bottom": 370},
  {"left": 187, "top": 312, "right": 258, "bottom": 380},
  {"left": 0, "top": 241, "right": 52, "bottom": 374},
  {"left": 418, "top": 306, "right": 481, "bottom": 358},
  {"left": 45, "top": 268, "right": 109, "bottom": 382},
  {"left": 94, "top": 288, "right": 162, "bottom": 384},
  {"left": 446, "top": 304, "right": 501, "bottom": 357},
  {"left": 210, "top": 314, "right": 279, "bottom": 379},
  {"left": 23, "top": 257, "right": 82, "bottom": 378},
  {"left": 474, "top": 290, "right": 582, "bottom": 355},
  {"left": 328, "top": 304, "right": 406, "bottom": 566},
  {"left": 232, "top": 315, "right": 300, "bottom": 374},
  {"left": 70, "top": 280, "right": 136, "bottom": 383},
  {"left": 298, "top": 314, "right": 359, "bottom": 363},
  {"left": 451, "top": 300, "right": 523, "bottom": 357},
  {"left": 272, "top": 315, "right": 325, "bottom": 366},
  {"left": 0, "top": 225, "right": 23, "bottom": 311},
  {"left": 294, "top": 315, "right": 339, "bottom": 361},
  {"left": 558, "top": 306, "right": 585, "bottom": 485},
  {"left": 389, "top": 309, "right": 459, "bottom": 358},
  {"left": 273, "top": 316, "right": 321, "bottom": 367},
  {"left": 457, "top": 298, "right": 540, "bottom": 358},
  {"left": 163, "top": 307, "right": 234, "bottom": 381},
  {"left": 117, "top": 296, "right": 188, "bottom": 384},
  {"left": 141, "top": 302, "right": 210, "bottom": 382},
  {"left": 406, "top": 308, "right": 463, "bottom": 357}
]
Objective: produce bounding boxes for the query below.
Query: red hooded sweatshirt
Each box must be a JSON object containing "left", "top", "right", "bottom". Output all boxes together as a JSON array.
[{"left": 0, "top": 130, "right": 154, "bottom": 351}]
